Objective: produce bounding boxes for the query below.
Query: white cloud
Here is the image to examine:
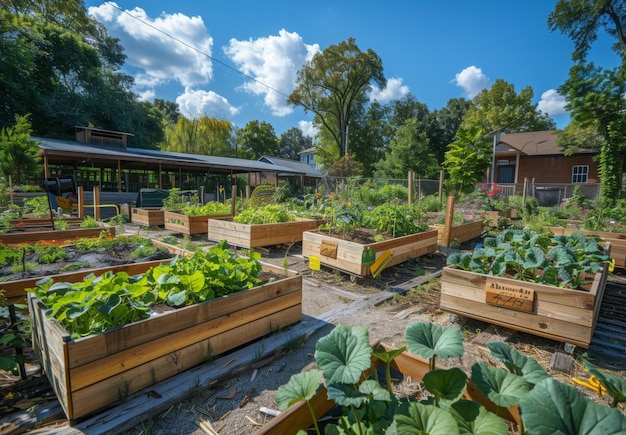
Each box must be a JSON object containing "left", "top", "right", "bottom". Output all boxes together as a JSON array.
[
  {"left": 368, "top": 77, "right": 409, "bottom": 102},
  {"left": 298, "top": 120, "right": 318, "bottom": 138},
  {"left": 453, "top": 66, "right": 490, "bottom": 98},
  {"left": 88, "top": 3, "right": 214, "bottom": 92},
  {"left": 176, "top": 88, "right": 240, "bottom": 119},
  {"left": 537, "top": 89, "right": 568, "bottom": 116},
  {"left": 224, "top": 29, "right": 319, "bottom": 117}
]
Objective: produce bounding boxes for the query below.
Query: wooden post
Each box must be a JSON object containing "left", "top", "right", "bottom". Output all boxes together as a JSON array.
[
  {"left": 442, "top": 196, "right": 455, "bottom": 247},
  {"left": 522, "top": 177, "right": 528, "bottom": 207},
  {"left": 77, "top": 186, "right": 84, "bottom": 218},
  {"left": 93, "top": 186, "right": 100, "bottom": 221},
  {"left": 199, "top": 185, "right": 205, "bottom": 205},
  {"left": 408, "top": 171, "right": 414, "bottom": 206},
  {"left": 231, "top": 183, "right": 237, "bottom": 216},
  {"left": 117, "top": 160, "right": 122, "bottom": 192},
  {"left": 439, "top": 170, "right": 444, "bottom": 205}
]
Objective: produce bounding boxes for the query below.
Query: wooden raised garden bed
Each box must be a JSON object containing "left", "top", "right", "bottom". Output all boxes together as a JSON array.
[
  {"left": 163, "top": 211, "right": 231, "bottom": 235},
  {"left": 207, "top": 218, "right": 325, "bottom": 248},
  {"left": 430, "top": 220, "right": 483, "bottom": 246},
  {"left": 0, "top": 227, "right": 115, "bottom": 245},
  {"left": 439, "top": 265, "right": 609, "bottom": 348},
  {"left": 28, "top": 261, "right": 302, "bottom": 420},
  {"left": 548, "top": 226, "right": 626, "bottom": 269},
  {"left": 257, "top": 342, "right": 520, "bottom": 434},
  {"left": 301, "top": 229, "right": 438, "bottom": 277},
  {"left": 131, "top": 207, "right": 164, "bottom": 226}
]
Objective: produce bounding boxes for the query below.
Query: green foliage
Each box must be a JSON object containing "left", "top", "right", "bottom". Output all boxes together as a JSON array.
[
  {"left": 233, "top": 204, "right": 295, "bottom": 224},
  {"left": 361, "top": 201, "right": 428, "bottom": 238},
  {"left": 351, "top": 182, "right": 409, "bottom": 206},
  {"left": 279, "top": 322, "right": 626, "bottom": 434},
  {"left": 22, "top": 195, "right": 50, "bottom": 216},
  {"left": 420, "top": 194, "right": 443, "bottom": 213},
  {"left": 443, "top": 126, "right": 492, "bottom": 195},
  {"left": 446, "top": 229, "right": 610, "bottom": 288},
  {"left": 34, "top": 241, "right": 68, "bottom": 264},
  {"left": 0, "top": 114, "right": 41, "bottom": 185},
  {"left": 80, "top": 215, "right": 99, "bottom": 228},
  {"left": 235, "top": 120, "right": 279, "bottom": 160},
  {"left": 181, "top": 201, "right": 230, "bottom": 217},
  {"left": 583, "top": 198, "right": 626, "bottom": 233},
  {"left": 0, "top": 205, "right": 22, "bottom": 234},
  {"left": 28, "top": 241, "right": 264, "bottom": 338},
  {"left": 162, "top": 188, "right": 199, "bottom": 212}
]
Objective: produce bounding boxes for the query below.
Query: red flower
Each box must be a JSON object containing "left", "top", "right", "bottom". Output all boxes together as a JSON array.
[{"left": 18, "top": 222, "right": 25, "bottom": 227}]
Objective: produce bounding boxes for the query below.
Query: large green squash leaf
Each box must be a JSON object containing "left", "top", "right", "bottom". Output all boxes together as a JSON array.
[
  {"left": 519, "top": 378, "right": 626, "bottom": 434},
  {"left": 275, "top": 369, "right": 322, "bottom": 410},
  {"left": 450, "top": 400, "right": 509, "bottom": 435},
  {"left": 487, "top": 342, "right": 550, "bottom": 386},
  {"left": 405, "top": 322, "right": 464, "bottom": 360},
  {"left": 423, "top": 368, "right": 467, "bottom": 403},
  {"left": 471, "top": 362, "right": 528, "bottom": 408},
  {"left": 394, "top": 403, "right": 460, "bottom": 435},
  {"left": 315, "top": 325, "right": 372, "bottom": 384}
]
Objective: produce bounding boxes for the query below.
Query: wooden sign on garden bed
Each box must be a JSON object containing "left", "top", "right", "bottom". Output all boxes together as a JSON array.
[{"left": 485, "top": 279, "right": 535, "bottom": 312}]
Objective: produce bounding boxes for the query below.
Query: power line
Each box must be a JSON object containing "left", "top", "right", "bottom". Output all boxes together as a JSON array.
[{"left": 103, "top": 2, "right": 291, "bottom": 100}]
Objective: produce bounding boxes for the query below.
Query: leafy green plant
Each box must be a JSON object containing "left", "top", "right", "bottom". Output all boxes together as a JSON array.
[
  {"left": 161, "top": 188, "right": 200, "bottom": 211},
  {"left": 233, "top": 204, "right": 295, "bottom": 224},
  {"left": 180, "top": 200, "right": 230, "bottom": 217},
  {"left": 276, "top": 322, "right": 626, "bottom": 434},
  {"left": 34, "top": 241, "right": 68, "bottom": 264},
  {"left": 22, "top": 195, "right": 50, "bottom": 216},
  {"left": 79, "top": 215, "right": 99, "bottom": 228},
  {"left": 446, "top": 229, "right": 610, "bottom": 289},
  {"left": 361, "top": 200, "right": 428, "bottom": 238},
  {"left": 28, "top": 241, "right": 264, "bottom": 338}
]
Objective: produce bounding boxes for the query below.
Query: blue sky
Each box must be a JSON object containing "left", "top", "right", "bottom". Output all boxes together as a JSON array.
[{"left": 85, "top": 1, "right": 620, "bottom": 136}]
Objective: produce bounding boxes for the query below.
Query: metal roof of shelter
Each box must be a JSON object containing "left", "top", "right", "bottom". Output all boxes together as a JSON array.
[
  {"left": 258, "top": 156, "right": 323, "bottom": 178},
  {"left": 35, "top": 136, "right": 301, "bottom": 175}
]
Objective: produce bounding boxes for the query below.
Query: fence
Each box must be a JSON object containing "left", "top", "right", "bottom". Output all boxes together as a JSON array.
[{"left": 321, "top": 176, "right": 601, "bottom": 207}]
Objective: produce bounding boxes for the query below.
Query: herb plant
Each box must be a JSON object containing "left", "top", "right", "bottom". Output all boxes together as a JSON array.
[
  {"left": 28, "top": 241, "right": 264, "bottom": 338},
  {"left": 446, "top": 229, "right": 610, "bottom": 289},
  {"left": 233, "top": 204, "right": 295, "bottom": 224}
]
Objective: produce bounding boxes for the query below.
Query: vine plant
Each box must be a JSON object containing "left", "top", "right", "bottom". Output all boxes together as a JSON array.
[{"left": 276, "top": 322, "right": 626, "bottom": 434}]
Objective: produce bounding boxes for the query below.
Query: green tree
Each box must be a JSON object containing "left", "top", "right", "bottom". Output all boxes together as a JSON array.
[
  {"left": 443, "top": 126, "right": 492, "bottom": 195},
  {"left": 288, "top": 38, "right": 386, "bottom": 161},
  {"left": 549, "top": 0, "right": 626, "bottom": 205},
  {"left": 0, "top": 1, "right": 161, "bottom": 146},
  {"left": 0, "top": 114, "right": 41, "bottom": 185},
  {"left": 153, "top": 99, "right": 181, "bottom": 126},
  {"left": 375, "top": 118, "right": 439, "bottom": 179},
  {"left": 235, "top": 120, "right": 279, "bottom": 160},
  {"left": 279, "top": 128, "right": 312, "bottom": 160},
  {"left": 462, "top": 79, "right": 557, "bottom": 133}
]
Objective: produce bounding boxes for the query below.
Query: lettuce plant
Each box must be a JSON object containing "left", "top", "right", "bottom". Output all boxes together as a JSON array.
[
  {"left": 446, "top": 229, "right": 611, "bottom": 289},
  {"left": 276, "top": 322, "right": 626, "bottom": 434}
]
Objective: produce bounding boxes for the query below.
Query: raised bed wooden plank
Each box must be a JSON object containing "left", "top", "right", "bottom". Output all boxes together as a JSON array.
[
  {"left": 430, "top": 220, "right": 484, "bottom": 246},
  {"left": 163, "top": 211, "right": 231, "bottom": 235},
  {"left": 131, "top": 207, "right": 164, "bottom": 226},
  {"left": 0, "top": 227, "right": 115, "bottom": 245},
  {"left": 207, "top": 218, "right": 325, "bottom": 248}
]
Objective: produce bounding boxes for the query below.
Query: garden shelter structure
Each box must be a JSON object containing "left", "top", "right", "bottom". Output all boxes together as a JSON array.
[{"left": 34, "top": 127, "right": 306, "bottom": 195}]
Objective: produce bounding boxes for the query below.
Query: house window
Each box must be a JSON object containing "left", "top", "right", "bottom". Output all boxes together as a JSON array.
[{"left": 572, "top": 165, "right": 588, "bottom": 183}]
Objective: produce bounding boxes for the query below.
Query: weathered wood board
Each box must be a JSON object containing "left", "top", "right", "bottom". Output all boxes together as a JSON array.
[
  {"left": 131, "top": 207, "right": 164, "bottom": 226},
  {"left": 301, "top": 229, "right": 438, "bottom": 277},
  {"left": 28, "top": 263, "right": 302, "bottom": 420},
  {"left": 440, "top": 265, "right": 608, "bottom": 348},
  {"left": 207, "top": 218, "right": 325, "bottom": 248},
  {"left": 429, "top": 220, "right": 484, "bottom": 246},
  {"left": 163, "top": 211, "right": 231, "bottom": 235}
]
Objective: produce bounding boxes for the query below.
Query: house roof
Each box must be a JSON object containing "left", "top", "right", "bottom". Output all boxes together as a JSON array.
[
  {"left": 497, "top": 131, "right": 596, "bottom": 156},
  {"left": 298, "top": 147, "right": 317, "bottom": 155},
  {"left": 259, "top": 156, "right": 323, "bottom": 177},
  {"left": 34, "top": 137, "right": 298, "bottom": 174}
]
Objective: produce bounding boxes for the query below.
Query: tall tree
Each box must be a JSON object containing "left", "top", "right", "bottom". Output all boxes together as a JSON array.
[
  {"left": 287, "top": 38, "right": 386, "bottom": 162},
  {"left": 235, "top": 120, "right": 279, "bottom": 160},
  {"left": 549, "top": 0, "right": 626, "bottom": 205},
  {"left": 374, "top": 117, "right": 439, "bottom": 179},
  {"left": 443, "top": 126, "right": 492, "bottom": 195},
  {"left": 461, "top": 79, "right": 557, "bottom": 134},
  {"left": 0, "top": 114, "right": 41, "bottom": 185},
  {"left": 0, "top": 1, "right": 161, "bottom": 146},
  {"left": 279, "top": 128, "right": 312, "bottom": 160}
]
